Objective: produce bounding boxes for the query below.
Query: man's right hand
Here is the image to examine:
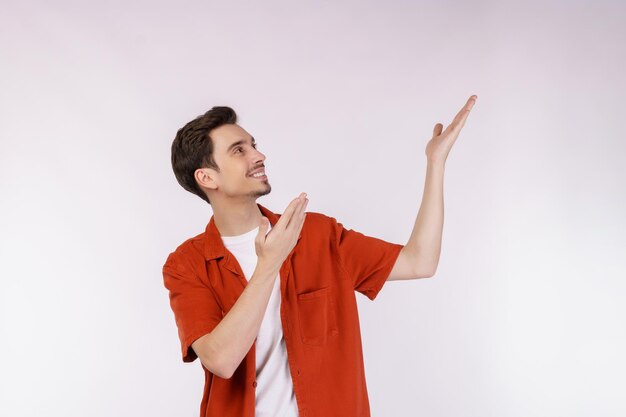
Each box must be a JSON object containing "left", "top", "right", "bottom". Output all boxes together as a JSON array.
[
  {"left": 191, "top": 193, "right": 308, "bottom": 378},
  {"left": 255, "top": 192, "right": 308, "bottom": 270}
]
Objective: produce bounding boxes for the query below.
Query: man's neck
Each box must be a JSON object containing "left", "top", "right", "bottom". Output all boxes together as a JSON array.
[{"left": 211, "top": 200, "right": 264, "bottom": 237}]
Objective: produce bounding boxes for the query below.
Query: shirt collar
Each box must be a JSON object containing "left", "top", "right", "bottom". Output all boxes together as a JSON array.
[{"left": 203, "top": 202, "right": 302, "bottom": 261}]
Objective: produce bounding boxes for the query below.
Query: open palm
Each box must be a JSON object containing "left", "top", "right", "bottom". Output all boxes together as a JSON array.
[{"left": 425, "top": 95, "right": 477, "bottom": 164}]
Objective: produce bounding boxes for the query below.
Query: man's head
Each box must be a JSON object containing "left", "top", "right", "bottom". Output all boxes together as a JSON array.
[{"left": 171, "top": 106, "right": 271, "bottom": 205}]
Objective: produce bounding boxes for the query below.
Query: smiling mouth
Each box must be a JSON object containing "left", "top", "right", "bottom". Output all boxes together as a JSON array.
[{"left": 249, "top": 171, "right": 267, "bottom": 180}]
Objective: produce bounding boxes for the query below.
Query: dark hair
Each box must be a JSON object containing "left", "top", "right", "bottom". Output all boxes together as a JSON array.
[{"left": 171, "top": 106, "right": 238, "bottom": 205}]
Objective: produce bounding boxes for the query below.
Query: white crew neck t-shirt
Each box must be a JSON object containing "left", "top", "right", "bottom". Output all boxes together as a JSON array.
[{"left": 220, "top": 223, "right": 299, "bottom": 417}]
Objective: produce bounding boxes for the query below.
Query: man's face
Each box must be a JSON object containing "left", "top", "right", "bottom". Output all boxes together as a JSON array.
[{"left": 200, "top": 123, "right": 271, "bottom": 201}]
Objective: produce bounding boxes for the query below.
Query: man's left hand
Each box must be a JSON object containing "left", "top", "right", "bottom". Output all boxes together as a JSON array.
[{"left": 425, "top": 95, "right": 477, "bottom": 164}]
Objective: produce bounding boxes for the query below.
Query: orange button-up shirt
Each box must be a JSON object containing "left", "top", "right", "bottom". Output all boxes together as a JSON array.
[{"left": 162, "top": 203, "right": 404, "bottom": 417}]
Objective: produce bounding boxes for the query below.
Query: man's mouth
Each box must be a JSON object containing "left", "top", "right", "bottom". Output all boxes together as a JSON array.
[{"left": 248, "top": 170, "right": 267, "bottom": 180}]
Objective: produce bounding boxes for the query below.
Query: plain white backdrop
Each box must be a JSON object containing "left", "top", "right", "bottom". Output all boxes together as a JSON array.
[{"left": 1, "top": 1, "right": 625, "bottom": 416}]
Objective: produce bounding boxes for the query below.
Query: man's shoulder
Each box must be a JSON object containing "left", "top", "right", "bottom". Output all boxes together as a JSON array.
[
  {"left": 300, "top": 211, "right": 343, "bottom": 241},
  {"left": 163, "top": 230, "right": 206, "bottom": 271},
  {"left": 304, "top": 210, "right": 331, "bottom": 222},
  {"left": 303, "top": 210, "right": 338, "bottom": 229}
]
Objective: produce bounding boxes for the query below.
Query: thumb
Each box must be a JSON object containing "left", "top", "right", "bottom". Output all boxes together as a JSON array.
[
  {"left": 255, "top": 217, "right": 268, "bottom": 246},
  {"left": 258, "top": 216, "right": 268, "bottom": 234},
  {"left": 433, "top": 123, "right": 443, "bottom": 137}
]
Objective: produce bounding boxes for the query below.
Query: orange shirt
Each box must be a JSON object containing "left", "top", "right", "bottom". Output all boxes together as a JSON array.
[{"left": 162, "top": 203, "right": 404, "bottom": 417}]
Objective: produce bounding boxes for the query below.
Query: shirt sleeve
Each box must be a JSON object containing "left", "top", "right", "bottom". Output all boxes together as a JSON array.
[
  {"left": 162, "top": 252, "right": 223, "bottom": 363},
  {"left": 330, "top": 216, "right": 405, "bottom": 301}
]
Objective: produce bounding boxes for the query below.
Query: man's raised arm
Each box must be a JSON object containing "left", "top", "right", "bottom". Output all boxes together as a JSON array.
[{"left": 388, "top": 95, "right": 477, "bottom": 281}]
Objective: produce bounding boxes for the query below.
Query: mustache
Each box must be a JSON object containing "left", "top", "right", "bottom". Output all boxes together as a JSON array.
[{"left": 248, "top": 165, "right": 265, "bottom": 174}]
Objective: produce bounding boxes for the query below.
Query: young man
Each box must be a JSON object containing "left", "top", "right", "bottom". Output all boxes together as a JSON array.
[{"left": 162, "top": 96, "right": 477, "bottom": 417}]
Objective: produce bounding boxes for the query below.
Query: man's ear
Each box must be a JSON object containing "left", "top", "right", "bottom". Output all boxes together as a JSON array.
[{"left": 195, "top": 168, "right": 218, "bottom": 191}]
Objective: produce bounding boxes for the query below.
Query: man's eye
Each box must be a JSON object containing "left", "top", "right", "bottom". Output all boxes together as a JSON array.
[{"left": 235, "top": 147, "right": 243, "bottom": 154}]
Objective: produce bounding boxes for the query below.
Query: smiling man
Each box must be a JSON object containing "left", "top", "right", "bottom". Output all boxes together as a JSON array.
[{"left": 162, "top": 96, "right": 477, "bottom": 417}]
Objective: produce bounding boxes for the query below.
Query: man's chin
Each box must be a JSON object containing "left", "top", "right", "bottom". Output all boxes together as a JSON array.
[{"left": 252, "top": 185, "right": 271, "bottom": 198}]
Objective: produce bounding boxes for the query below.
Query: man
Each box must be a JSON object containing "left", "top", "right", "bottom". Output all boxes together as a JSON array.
[{"left": 162, "top": 95, "right": 477, "bottom": 417}]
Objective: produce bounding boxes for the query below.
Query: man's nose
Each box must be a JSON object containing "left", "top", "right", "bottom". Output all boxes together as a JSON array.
[{"left": 254, "top": 149, "right": 266, "bottom": 162}]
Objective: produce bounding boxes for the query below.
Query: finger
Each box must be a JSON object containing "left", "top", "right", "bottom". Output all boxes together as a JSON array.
[
  {"left": 275, "top": 196, "right": 302, "bottom": 230},
  {"left": 443, "top": 95, "right": 477, "bottom": 135},
  {"left": 292, "top": 198, "right": 308, "bottom": 237},
  {"left": 433, "top": 123, "right": 443, "bottom": 137},
  {"left": 255, "top": 216, "right": 269, "bottom": 243},
  {"left": 278, "top": 193, "right": 306, "bottom": 230},
  {"left": 454, "top": 95, "right": 477, "bottom": 129},
  {"left": 286, "top": 196, "right": 307, "bottom": 232}
]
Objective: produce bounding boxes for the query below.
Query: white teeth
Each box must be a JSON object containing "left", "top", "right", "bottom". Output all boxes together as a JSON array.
[{"left": 251, "top": 172, "right": 265, "bottom": 177}]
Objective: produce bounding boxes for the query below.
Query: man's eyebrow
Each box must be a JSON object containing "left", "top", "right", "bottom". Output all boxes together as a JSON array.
[{"left": 226, "top": 136, "right": 256, "bottom": 153}]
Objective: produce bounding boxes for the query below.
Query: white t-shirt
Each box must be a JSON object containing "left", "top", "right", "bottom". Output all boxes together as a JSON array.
[{"left": 220, "top": 223, "right": 299, "bottom": 417}]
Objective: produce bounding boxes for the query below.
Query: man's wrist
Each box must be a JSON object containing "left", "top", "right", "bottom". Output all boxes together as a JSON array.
[
  {"left": 426, "top": 158, "right": 446, "bottom": 171},
  {"left": 253, "top": 260, "right": 281, "bottom": 280}
]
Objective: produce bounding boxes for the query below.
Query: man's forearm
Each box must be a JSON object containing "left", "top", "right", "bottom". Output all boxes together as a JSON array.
[
  {"left": 405, "top": 160, "right": 445, "bottom": 276},
  {"left": 404, "top": 94, "right": 476, "bottom": 275},
  {"left": 194, "top": 262, "right": 280, "bottom": 379}
]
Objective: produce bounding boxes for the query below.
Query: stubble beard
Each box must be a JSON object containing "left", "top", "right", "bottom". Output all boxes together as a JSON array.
[{"left": 250, "top": 181, "right": 271, "bottom": 199}]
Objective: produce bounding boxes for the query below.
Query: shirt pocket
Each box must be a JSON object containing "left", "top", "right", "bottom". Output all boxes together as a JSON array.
[{"left": 296, "top": 286, "right": 337, "bottom": 346}]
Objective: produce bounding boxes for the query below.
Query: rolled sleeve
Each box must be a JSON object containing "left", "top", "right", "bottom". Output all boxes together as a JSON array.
[
  {"left": 330, "top": 216, "right": 404, "bottom": 301},
  {"left": 162, "top": 253, "right": 223, "bottom": 362}
]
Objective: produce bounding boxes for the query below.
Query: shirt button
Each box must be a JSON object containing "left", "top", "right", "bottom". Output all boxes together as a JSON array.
[{"left": 252, "top": 381, "right": 257, "bottom": 388}]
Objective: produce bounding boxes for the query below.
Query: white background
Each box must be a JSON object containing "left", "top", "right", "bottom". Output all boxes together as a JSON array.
[{"left": 1, "top": 1, "right": 625, "bottom": 416}]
